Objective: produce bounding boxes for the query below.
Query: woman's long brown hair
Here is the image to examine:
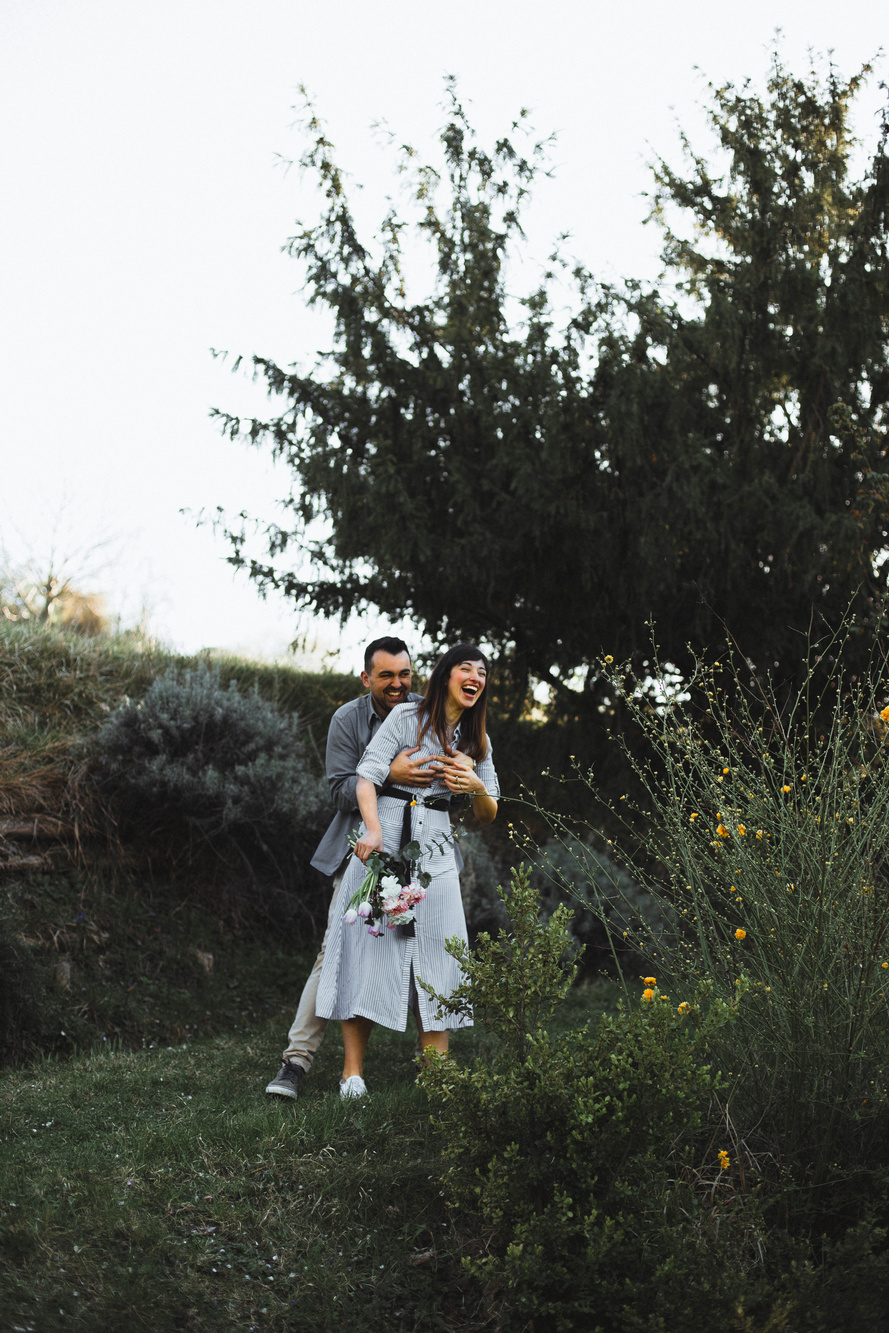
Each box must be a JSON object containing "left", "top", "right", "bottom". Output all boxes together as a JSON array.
[{"left": 416, "top": 644, "right": 490, "bottom": 762}]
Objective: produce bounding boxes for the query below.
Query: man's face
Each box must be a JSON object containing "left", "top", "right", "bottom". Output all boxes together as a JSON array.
[{"left": 362, "top": 650, "right": 412, "bottom": 715}]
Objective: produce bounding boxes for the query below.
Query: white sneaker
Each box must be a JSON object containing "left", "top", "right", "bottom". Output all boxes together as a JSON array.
[{"left": 339, "top": 1075, "right": 367, "bottom": 1099}]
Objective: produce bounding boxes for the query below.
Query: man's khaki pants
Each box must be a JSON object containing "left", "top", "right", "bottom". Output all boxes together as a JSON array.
[{"left": 281, "top": 867, "right": 344, "bottom": 1071}]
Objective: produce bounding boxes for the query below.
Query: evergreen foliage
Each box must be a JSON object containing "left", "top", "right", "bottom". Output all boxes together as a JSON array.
[
  {"left": 92, "top": 665, "right": 327, "bottom": 885},
  {"left": 214, "top": 52, "right": 889, "bottom": 716}
]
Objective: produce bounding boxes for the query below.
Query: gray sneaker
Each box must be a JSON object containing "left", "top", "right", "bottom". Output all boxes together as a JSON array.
[{"left": 265, "top": 1060, "right": 307, "bottom": 1100}]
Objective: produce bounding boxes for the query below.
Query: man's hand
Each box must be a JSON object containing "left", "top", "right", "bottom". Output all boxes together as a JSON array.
[{"left": 388, "top": 745, "right": 439, "bottom": 787}]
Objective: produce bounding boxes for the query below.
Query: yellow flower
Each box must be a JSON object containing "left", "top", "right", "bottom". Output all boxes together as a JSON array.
[
  {"left": 642, "top": 988, "right": 655, "bottom": 1003},
  {"left": 722, "top": 767, "right": 730, "bottom": 775},
  {"left": 605, "top": 655, "right": 614, "bottom": 663},
  {"left": 881, "top": 706, "right": 889, "bottom": 723},
  {"left": 690, "top": 812, "right": 699, "bottom": 821},
  {"left": 717, "top": 823, "right": 730, "bottom": 838},
  {"left": 718, "top": 1150, "right": 730, "bottom": 1170},
  {"left": 677, "top": 1001, "right": 690, "bottom": 1016},
  {"left": 734, "top": 928, "right": 747, "bottom": 941},
  {"left": 410, "top": 799, "right": 417, "bottom": 806},
  {"left": 882, "top": 963, "right": 888, "bottom": 970},
  {"left": 729, "top": 885, "right": 737, "bottom": 893},
  {"left": 782, "top": 785, "right": 792, "bottom": 793},
  {"left": 755, "top": 829, "right": 764, "bottom": 840},
  {"left": 643, "top": 976, "right": 657, "bottom": 986},
  {"left": 737, "top": 824, "right": 746, "bottom": 836}
]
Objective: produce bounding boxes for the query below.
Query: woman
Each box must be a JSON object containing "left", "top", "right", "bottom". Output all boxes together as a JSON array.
[{"left": 315, "top": 644, "right": 499, "bottom": 1097}]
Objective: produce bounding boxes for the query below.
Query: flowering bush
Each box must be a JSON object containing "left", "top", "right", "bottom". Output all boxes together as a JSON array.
[
  {"left": 536, "top": 631, "right": 889, "bottom": 1236},
  {"left": 419, "top": 870, "right": 889, "bottom": 1330}
]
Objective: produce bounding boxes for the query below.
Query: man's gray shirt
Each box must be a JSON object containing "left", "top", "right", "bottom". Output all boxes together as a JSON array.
[{"left": 310, "top": 691, "right": 423, "bottom": 876}]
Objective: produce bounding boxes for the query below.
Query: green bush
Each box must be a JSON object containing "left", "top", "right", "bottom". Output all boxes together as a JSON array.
[
  {"left": 456, "top": 825, "right": 667, "bottom": 976},
  {"left": 455, "top": 826, "right": 511, "bottom": 939},
  {"left": 528, "top": 832, "right": 668, "bottom": 977},
  {"left": 562, "top": 637, "right": 889, "bottom": 1234},
  {"left": 419, "top": 870, "right": 748, "bottom": 1331},
  {"left": 420, "top": 869, "right": 889, "bottom": 1331},
  {"left": 91, "top": 664, "right": 327, "bottom": 887}
]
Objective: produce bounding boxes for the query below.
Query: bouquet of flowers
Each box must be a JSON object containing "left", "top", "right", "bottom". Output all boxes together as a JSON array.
[{"left": 343, "top": 837, "right": 431, "bottom": 935}]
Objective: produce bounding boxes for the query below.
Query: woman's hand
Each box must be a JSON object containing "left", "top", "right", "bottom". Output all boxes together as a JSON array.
[
  {"left": 353, "top": 825, "right": 384, "bottom": 864},
  {"left": 436, "top": 747, "right": 486, "bottom": 797}
]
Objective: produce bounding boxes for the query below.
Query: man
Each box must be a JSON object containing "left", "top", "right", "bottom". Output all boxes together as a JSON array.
[{"left": 265, "top": 636, "right": 435, "bottom": 1099}]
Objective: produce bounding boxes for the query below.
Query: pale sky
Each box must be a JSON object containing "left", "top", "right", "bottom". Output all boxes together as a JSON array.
[{"left": 0, "top": 0, "right": 884, "bottom": 666}]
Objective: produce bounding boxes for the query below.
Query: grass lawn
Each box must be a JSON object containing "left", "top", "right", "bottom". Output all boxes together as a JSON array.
[{"left": 0, "top": 983, "right": 616, "bottom": 1332}]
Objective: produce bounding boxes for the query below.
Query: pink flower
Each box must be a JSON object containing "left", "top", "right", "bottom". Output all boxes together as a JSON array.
[
  {"left": 343, "top": 908, "right": 358, "bottom": 925},
  {"left": 367, "top": 923, "right": 383, "bottom": 936},
  {"left": 357, "top": 901, "right": 372, "bottom": 919},
  {"left": 385, "top": 910, "right": 415, "bottom": 928}
]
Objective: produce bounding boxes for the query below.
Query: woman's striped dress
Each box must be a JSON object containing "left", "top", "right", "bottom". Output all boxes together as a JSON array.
[{"left": 315, "top": 701, "right": 499, "bottom": 1032}]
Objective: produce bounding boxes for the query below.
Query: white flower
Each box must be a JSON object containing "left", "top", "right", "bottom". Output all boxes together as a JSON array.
[
  {"left": 343, "top": 908, "right": 358, "bottom": 925},
  {"left": 380, "top": 874, "right": 402, "bottom": 897},
  {"left": 357, "top": 901, "right": 373, "bottom": 919}
]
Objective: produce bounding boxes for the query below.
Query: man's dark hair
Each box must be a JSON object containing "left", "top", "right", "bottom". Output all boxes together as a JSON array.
[{"left": 364, "top": 637, "right": 411, "bottom": 672}]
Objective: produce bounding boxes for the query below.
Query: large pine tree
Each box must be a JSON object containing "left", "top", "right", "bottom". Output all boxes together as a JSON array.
[{"left": 214, "top": 54, "right": 889, "bottom": 711}]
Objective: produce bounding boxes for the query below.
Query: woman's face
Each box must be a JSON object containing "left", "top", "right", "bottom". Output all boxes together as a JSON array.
[{"left": 446, "top": 658, "right": 487, "bottom": 712}]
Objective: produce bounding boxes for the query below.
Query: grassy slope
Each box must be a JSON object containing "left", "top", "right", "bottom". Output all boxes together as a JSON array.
[
  {"left": 0, "top": 990, "right": 615, "bottom": 1333},
  {"left": 0, "top": 622, "right": 363, "bottom": 782},
  {"left": 3, "top": 862, "right": 332, "bottom": 1061},
  {"left": 0, "top": 625, "right": 621, "bottom": 1328}
]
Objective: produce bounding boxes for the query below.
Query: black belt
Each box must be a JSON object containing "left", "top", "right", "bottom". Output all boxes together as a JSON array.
[{"left": 379, "top": 785, "right": 451, "bottom": 851}]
